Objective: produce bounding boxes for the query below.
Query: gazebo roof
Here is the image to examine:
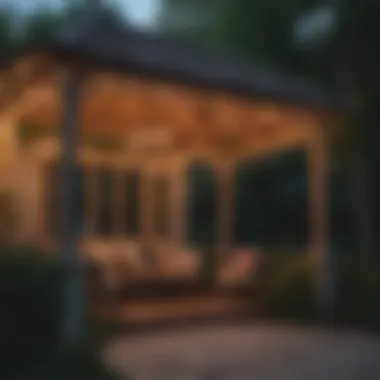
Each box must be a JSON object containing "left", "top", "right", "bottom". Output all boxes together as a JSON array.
[{"left": 43, "top": 12, "right": 345, "bottom": 111}]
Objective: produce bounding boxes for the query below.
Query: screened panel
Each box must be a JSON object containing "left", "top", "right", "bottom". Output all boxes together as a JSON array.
[
  {"left": 153, "top": 176, "right": 170, "bottom": 238},
  {"left": 95, "top": 169, "right": 114, "bottom": 236},
  {"left": 123, "top": 170, "right": 141, "bottom": 237},
  {"left": 187, "top": 162, "right": 217, "bottom": 245}
]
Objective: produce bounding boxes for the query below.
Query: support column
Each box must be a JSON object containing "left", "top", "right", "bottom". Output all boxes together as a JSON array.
[
  {"left": 216, "top": 162, "right": 235, "bottom": 264},
  {"left": 84, "top": 167, "right": 98, "bottom": 237},
  {"left": 113, "top": 170, "right": 124, "bottom": 236},
  {"left": 59, "top": 69, "right": 85, "bottom": 348},
  {"left": 0, "top": 115, "right": 27, "bottom": 244},
  {"left": 308, "top": 124, "right": 333, "bottom": 321}
]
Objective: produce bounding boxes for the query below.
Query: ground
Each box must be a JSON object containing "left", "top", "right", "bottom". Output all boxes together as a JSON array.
[{"left": 104, "top": 324, "right": 380, "bottom": 380}]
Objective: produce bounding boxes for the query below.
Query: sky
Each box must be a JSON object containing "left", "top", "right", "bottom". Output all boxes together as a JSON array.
[
  {"left": 111, "top": 0, "right": 160, "bottom": 26},
  {"left": 2, "top": 0, "right": 160, "bottom": 27}
]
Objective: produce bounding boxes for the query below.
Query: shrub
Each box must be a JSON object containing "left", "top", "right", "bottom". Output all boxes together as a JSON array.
[
  {"left": 0, "top": 246, "right": 64, "bottom": 377},
  {"left": 0, "top": 245, "right": 122, "bottom": 380},
  {"left": 37, "top": 340, "right": 122, "bottom": 380},
  {"left": 259, "top": 253, "right": 316, "bottom": 321},
  {"left": 259, "top": 251, "right": 380, "bottom": 329},
  {"left": 336, "top": 254, "right": 380, "bottom": 329}
]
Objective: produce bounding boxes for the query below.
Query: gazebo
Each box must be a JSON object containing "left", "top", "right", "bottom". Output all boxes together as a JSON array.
[{"left": 0, "top": 12, "right": 344, "bottom": 315}]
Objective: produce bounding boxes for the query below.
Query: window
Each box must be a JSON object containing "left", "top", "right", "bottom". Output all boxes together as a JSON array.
[
  {"left": 235, "top": 149, "right": 308, "bottom": 246},
  {"left": 153, "top": 177, "right": 170, "bottom": 238},
  {"left": 95, "top": 169, "right": 114, "bottom": 236},
  {"left": 187, "top": 163, "right": 217, "bottom": 245},
  {"left": 123, "top": 170, "right": 141, "bottom": 236},
  {"left": 46, "top": 162, "right": 60, "bottom": 237}
]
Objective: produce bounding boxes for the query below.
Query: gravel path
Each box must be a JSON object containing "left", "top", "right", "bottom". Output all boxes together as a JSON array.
[{"left": 104, "top": 324, "right": 380, "bottom": 379}]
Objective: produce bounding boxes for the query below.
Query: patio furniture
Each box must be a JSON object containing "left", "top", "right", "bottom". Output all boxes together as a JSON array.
[
  {"left": 153, "top": 243, "right": 200, "bottom": 280},
  {"left": 217, "top": 247, "right": 262, "bottom": 287}
]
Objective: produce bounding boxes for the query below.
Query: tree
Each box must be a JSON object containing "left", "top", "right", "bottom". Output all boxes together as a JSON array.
[
  {"left": 159, "top": 0, "right": 380, "bottom": 320},
  {"left": 0, "top": 0, "right": 128, "bottom": 350},
  {"left": 160, "top": 0, "right": 323, "bottom": 77},
  {"left": 330, "top": 0, "right": 380, "bottom": 255},
  {"left": 160, "top": 0, "right": 380, "bottom": 255},
  {"left": 0, "top": 7, "right": 21, "bottom": 65}
]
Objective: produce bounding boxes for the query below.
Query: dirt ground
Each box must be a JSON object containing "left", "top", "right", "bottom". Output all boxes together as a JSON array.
[{"left": 104, "top": 324, "right": 380, "bottom": 379}]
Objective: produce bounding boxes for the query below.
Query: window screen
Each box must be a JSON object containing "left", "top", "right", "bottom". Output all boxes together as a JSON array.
[
  {"left": 95, "top": 169, "right": 114, "bottom": 236},
  {"left": 124, "top": 170, "right": 141, "bottom": 237},
  {"left": 153, "top": 177, "right": 170, "bottom": 238}
]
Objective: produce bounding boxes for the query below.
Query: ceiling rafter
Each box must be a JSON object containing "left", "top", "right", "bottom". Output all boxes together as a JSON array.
[{"left": 13, "top": 67, "right": 317, "bottom": 157}]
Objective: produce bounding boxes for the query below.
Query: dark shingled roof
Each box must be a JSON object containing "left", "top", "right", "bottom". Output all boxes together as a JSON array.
[{"left": 45, "top": 12, "right": 346, "bottom": 111}]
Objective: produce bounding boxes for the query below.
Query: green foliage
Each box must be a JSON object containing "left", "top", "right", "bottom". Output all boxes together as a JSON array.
[
  {"left": 0, "top": 0, "right": 128, "bottom": 65},
  {"left": 0, "top": 246, "right": 122, "bottom": 380},
  {"left": 0, "top": 8, "right": 18, "bottom": 65},
  {"left": 259, "top": 253, "right": 316, "bottom": 321},
  {"left": 259, "top": 252, "right": 380, "bottom": 330},
  {"left": 160, "top": 0, "right": 323, "bottom": 78},
  {"left": 36, "top": 340, "right": 122, "bottom": 380},
  {"left": 336, "top": 254, "right": 380, "bottom": 329},
  {"left": 0, "top": 246, "right": 64, "bottom": 378}
]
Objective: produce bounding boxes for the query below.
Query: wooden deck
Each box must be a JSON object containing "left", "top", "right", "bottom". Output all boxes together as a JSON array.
[{"left": 94, "top": 292, "right": 257, "bottom": 327}]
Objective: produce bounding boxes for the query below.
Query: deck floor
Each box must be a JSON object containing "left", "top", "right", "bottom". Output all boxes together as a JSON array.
[
  {"left": 95, "top": 292, "right": 257, "bottom": 325},
  {"left": 104, "top": 325, "right": 380, "bottom": 380}
]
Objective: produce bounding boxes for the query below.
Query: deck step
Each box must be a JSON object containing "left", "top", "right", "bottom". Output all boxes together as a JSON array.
[{"left": 97, "top": 295, "right": 257, "bottom": 325}]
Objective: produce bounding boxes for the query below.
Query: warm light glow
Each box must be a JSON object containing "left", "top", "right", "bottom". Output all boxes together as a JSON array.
[
  {"left": 126, "top": 129, "right": 175, "bottom": 151},
  {"left": 13, "top": 61, "right": 31, "bottom": 81}
]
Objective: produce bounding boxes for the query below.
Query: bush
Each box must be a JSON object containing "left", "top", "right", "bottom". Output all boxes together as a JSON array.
[
  {"left": 0, "top": 246, "right": 64, "bottom": 377},
  {"left": 336, "top": 254, "right": 380, "bottom": 329},
  {"left": 259, "top": 251, "right": 380, "bottom": 329},
  {"left": 0, "top": 246, "right": 122, "bottom": 380},
  {"left": 259, "top": 253, "right": 316, "bottom": 321},
  {"left": 37, "top": 340, "right": 121, "bottom": 380}
]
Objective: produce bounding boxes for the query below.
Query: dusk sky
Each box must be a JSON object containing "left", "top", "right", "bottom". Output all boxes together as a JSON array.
[{"left": 3, "top": 0, "right": 159, "bottom": 27}]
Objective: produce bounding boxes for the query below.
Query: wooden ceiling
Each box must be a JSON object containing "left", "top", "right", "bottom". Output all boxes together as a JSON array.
[{"left": 5, "top": 56, "right": 318, "bottom": 158}]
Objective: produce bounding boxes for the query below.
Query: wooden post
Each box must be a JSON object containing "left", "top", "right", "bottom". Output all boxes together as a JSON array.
[
  {"left": 59, "top": 69, "right": 85, "bottom": 348},
  {"left": 308, "top": 124, "right": 333, "bottom": 321},
  {"left": 216, "top": 162, "right": 235, "bottom": 267},
  {"left": 141, "top": 168, "right": 151, "bottom": 244},
  {"left": 84, "top": 167, "right": 98, "bottom": 236},
  {"left": 113, "top": 170, "right": 124, "bottom": 236}
]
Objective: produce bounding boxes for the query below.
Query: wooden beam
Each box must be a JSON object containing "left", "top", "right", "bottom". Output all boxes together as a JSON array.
[
  {"left": 113, "top": 169, "right": 125, "bottom": 236},
  {"left": 84, "top": 166, "right": 98, "bottom": 236},
  {"left": 307, "top": 122, "right": 333, "bottom": 321},
  {"left": 13, "top": 70, "right": 322, "bottom": 168}
]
